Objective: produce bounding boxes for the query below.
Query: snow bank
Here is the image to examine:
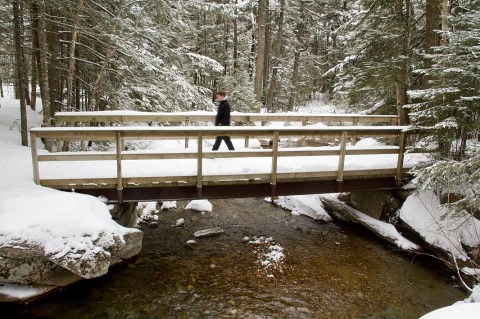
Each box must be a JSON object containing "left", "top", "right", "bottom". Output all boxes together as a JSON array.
[
  {"left": 419, "top": 303, "right": 480, "bottom": 319},
  {"left": 421, "top": 285, "right": 480, "bottom": 319},
  {"left": 399, "top": 190, "right": 480, "bottom": 262}
]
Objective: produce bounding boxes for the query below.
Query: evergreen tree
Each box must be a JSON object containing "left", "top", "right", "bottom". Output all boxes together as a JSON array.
[{"left": 408, "top": 1, "right": 480, "bottom": 212}]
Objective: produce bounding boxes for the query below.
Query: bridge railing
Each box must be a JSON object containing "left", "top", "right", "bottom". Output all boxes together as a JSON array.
[
  {"left": 30, "top": 126, "right": 409, "bottom": 202},
  {"left": 53, "top": 112, "right": 400, "bottom": 148}
]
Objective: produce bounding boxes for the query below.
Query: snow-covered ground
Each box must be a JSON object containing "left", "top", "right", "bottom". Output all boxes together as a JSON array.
[{"left": 1, "top": 91, "right": 478, "bottom": 316}]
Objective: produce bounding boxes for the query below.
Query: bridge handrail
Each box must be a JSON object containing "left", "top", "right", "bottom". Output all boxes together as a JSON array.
[
  {"left": 53, "top": 112, "right": 400, "bottom": 148},
  {"left": 54, "top": 111, "right": 399, "bottom": 125},
  {"left": 30, "top": 125, "right": 408, "bottom": 202}
]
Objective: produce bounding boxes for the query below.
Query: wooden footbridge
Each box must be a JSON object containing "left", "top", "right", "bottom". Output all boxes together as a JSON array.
[{"left": 30, "top": 112, "right": 420, "bottom": 203}]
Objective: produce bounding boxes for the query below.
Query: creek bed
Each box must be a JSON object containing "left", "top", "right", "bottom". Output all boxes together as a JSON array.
[{"left": 0, "top": 198, "right": 466, "bottom": 318}]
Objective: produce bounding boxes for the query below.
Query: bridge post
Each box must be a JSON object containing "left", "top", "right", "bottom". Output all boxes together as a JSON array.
[
  {"left": 396, "top": 132, "right": 406, "bottom": 180},
  {"left": 270, "top": 131, "right": 279, "bottom": 197},
  {"left": 244, "top": 117, "right": 252, "bottom": 148},
  {"left": 197, "top": 132, "right": 203, "bottom": 198},
  {"left": 185, "top": 117, "right": 190, "bottom": 148},
  {"left": 301, "top": 117, "right": 308, "bottom": 147},
  {"left": 351, "top": 117, "right": 358, "bottom": 145},
  {"left": 30, "top": 131, "right": 40, "bottom": 184},
  {"left": 337, "top": 131, "right": 348, "bottom": 182},
  {"left": 116, "top": 131, "right": 124, "bottom": 203}
]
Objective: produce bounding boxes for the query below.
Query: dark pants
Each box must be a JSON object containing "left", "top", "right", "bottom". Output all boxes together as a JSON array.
[{"left": 212, "top": 136, "right": 235, "bottom": 151}]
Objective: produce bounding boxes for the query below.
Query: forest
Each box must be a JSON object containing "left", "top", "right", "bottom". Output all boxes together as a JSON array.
[{"left": 1, "top": 0, "right": 479, "bottom": 212}]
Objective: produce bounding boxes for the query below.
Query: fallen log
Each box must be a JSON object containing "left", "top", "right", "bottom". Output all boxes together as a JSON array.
[{"left": 319, "top": 195, "right": 421, "bottom": 252}]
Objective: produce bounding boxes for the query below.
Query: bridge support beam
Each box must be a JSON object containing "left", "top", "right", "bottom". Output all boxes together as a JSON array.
[{"left": 73, "top": 177, "right": 398, "bottom": 203}]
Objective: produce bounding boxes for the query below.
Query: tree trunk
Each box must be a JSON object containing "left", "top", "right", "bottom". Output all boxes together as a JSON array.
[
  {"left": 33, "top": 2, "right": 50, "bottom": 121},
  {"left": 288, "top": 49, "right": 301, "bottom": 112},
  {"left": 441, "top": 0, "right": 450, "bottom": 46},
  {"left": 254, "top": 0, "right": 266, "bottom": 105},
  {"left": 233, "top": 0, "right": 239, "bottom": 71},
  {"left": 423, "top": 0, "right": 441, "bottom": 89},
  {"left": 46, "top": 5, "right": 62, "bottom": 118},
  {"left": 265, "top": 0, "right": 285, "bottom": 112},
  {"left": 0, "top": 78, "right": 3, "bottom": 97},
  {"left": 262, "top": 0, "right": 270, "bottom": 99},
  {"left": 13, "top": 0, "right": 28, "bottom": 146},
  {"left": 395, "top": 0, "right": 411, "bottom": 125},
  {"left": 425, "top": 0, "right": 441, "bottom": 50},
  {"left": 20, "top": 0, "right": 31, "bottom": 109},
  {"left": 66, "top": 0, "right": 84, "bottom": 112},
  {"left": 288, "top": 3, "right": 307, "bottom": 112},
  {"left": 30, "top": 47, "right": 37, "bottom": 111}
]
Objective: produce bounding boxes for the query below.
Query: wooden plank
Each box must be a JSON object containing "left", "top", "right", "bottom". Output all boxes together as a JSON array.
[
  {"left": 37, "top": 148, "right": 398, "bottom": 162},
  {"left": 30, "top": 126, "right": 408, "bottom": 140},
  {"left": 38, "top": 152, "right": 117, "bottom": 161},
  {"left": 54, "top": 112, "right": 399, "bottom": 125},
  {"left": 202, "top": 174, "right": 271, "bottom": 183},
  {"left": 40, "top": 178, "right": 118, "bottom": 188}
]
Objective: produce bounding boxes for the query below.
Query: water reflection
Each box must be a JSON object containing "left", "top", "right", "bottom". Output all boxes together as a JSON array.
[{"left": 0, "top": 198, "right": 466, "bottom": 318}]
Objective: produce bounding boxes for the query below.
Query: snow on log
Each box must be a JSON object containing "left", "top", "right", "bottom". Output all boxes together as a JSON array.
[{"left": 319, "top": 195, "right": 421, "bottom": 252}]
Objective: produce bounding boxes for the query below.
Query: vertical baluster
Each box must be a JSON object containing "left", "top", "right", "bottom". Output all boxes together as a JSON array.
[
  {"left": 116, "top": 130, "right": 123, "bottom": 203},
  {"left": 337, "top": 131, "right": 348, "bottom": 182},
  {"left": 197, "top": 131, "right": 203, "bottom": 198},
  {"left": 185, "top": 117, "right": 190, "bottom": 148},
  {"left": 396, "top": 132, "right": 406, "bottom": 180},
  {"left": 30, "top": 131, "right": 40, "bottom": 184},
  {"left": 271, "top": 131, "right": 279, "bottom": 197}
]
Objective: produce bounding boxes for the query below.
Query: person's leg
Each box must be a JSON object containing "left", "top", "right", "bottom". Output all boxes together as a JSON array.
[
  {"left": 212, "top": 136, "right": 222, "bottom": 150},
  {"left": 224, "top": 136, "right": 235, "bottom": 150}
]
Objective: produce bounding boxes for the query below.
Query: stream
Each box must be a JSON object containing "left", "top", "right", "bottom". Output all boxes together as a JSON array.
[{"left": 0, "top": 197, "right": 466, "bottom": 318}]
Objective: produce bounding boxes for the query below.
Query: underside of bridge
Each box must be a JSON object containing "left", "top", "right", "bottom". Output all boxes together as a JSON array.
[{"left": 72, "top": 177, "right": 399, "bottom": 203}]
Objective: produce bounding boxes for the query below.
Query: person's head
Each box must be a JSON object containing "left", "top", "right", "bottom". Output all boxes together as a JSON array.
[{"left": 215, "top": 90, "right": 227, "bottom": 101}]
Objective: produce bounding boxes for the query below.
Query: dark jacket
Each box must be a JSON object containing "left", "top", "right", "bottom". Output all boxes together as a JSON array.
[{"left": 214, "top": 99, "right": 231, "bottom": 126}]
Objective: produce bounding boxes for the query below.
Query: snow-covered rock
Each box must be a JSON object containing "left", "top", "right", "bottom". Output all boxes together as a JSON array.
[
  {"left": 272, "top": 195, "right": 333, "bottom": 222},
  {"left": 0, "top": 102, "right": 143, "bottom": 301},
  {"left": 186, "top": 200, "right": 213, "bottom": 212}
]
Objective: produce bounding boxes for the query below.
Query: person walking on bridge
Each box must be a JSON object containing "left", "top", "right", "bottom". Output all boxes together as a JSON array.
[{"left": 212, "top": 90, "right": 235, "bottom": 151}]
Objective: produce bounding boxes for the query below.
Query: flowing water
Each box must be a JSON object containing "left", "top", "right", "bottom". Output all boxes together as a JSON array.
[{"left": 0, "top": 198, "right": 466, "bottom": 318}]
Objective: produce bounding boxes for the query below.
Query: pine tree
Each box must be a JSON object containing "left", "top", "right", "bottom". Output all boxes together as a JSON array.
[{"left": 408, "top": 2, "right": 480, "bottom": 212}]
